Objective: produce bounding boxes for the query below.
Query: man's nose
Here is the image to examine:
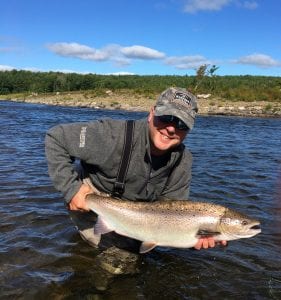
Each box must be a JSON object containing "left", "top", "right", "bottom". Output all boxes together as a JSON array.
[{"left": 165, "top": 124, "right": 176, "bottom": 133}]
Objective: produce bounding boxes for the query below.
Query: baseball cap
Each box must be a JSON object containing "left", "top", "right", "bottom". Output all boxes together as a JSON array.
[{"left": 154, "top": 87, "right": 198, "bottom": 130}]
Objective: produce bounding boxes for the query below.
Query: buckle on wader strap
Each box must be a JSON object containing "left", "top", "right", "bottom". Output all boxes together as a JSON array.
[{"left": 112, "top": 120, "right": 135, "bottom": 196}]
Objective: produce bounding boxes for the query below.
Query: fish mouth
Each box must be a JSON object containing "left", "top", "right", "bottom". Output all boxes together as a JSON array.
[
  {"left": 242, "top": 222, "right": 261, "bottom": 238},
  {"left": 251, "top": 224, "right": 261, "bottom": 231}
]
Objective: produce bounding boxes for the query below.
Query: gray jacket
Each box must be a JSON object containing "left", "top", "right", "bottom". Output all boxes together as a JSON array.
[{"left": 45, "top": 118, "right": 192, "bottom": 203}]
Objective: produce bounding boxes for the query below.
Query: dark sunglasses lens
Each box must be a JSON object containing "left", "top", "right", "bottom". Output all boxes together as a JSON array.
[
  {"left": 158, "top": 115, "right": 189, "bottom": 131},
  {"left": 159, "top": 115, "right": 174, "bottom": 123},
  {"left": 177, "top": 121, "right": 189, "bottom": 131}
]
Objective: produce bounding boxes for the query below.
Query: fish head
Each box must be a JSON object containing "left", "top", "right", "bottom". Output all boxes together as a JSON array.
[{"left": 218, "top": 208, "right": 261, "bottom": 241}]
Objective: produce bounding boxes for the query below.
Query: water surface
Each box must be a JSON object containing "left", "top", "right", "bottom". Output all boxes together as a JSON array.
[{"left": 0, "top": 101, "right": 281, "bottom": 299}]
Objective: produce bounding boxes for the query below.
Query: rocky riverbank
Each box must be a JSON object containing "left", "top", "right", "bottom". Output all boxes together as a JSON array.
[{"left": 1, "top": 90, "right": 281, "bottom": 117}]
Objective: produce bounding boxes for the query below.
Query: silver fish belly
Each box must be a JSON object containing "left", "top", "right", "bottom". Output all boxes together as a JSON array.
[{"left": 85, "top": 194, "right": 261, "bottom": 253}]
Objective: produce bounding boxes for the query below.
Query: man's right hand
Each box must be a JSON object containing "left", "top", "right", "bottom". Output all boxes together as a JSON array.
[
  {"left": 194, "top": 237, "right": 227, "bottom": 250},
  {"left": 68, "top": 183, "right": 93, "bottom": 211}
]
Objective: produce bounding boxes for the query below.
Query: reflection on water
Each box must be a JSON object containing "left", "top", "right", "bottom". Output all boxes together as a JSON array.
[{"left": 0, "top": 101, "right": 281, "bottom": 299}]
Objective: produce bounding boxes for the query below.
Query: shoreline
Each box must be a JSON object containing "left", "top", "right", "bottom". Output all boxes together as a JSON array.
[{"left": 1, "top": 90, "right": 281, "bottom": 118}]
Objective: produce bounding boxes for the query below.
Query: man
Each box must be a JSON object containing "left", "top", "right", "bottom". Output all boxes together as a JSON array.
[{"left": 45, "top": 87, "right": 226, "bottom": 250}]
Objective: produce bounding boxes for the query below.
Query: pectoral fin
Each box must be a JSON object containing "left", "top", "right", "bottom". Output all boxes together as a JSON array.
[
  {"left": 139, "top": 242, "right": 157, "bottom": 254},
  {"left": 94, "top": 216, "right": 114, "bottom": 235},
  {"left": 196, "top": 230, "right": 221, "bottom": 238}
]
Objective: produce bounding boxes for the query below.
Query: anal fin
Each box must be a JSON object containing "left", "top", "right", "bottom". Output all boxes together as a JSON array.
[{"left": 94, "top": 216, "right": 114, "bottom": 235}]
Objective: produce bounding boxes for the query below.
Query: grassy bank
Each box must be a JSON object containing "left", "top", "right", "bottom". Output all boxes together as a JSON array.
[{"left": 1, "top": 89, "right": 281, "bottom": 117}]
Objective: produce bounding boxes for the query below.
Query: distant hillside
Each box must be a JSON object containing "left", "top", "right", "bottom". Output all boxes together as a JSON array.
[{"left": 1, "top": 70, "right": 281, "bottom": 102}]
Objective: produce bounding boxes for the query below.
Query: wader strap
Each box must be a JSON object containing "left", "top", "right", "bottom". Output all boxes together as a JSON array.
[{"left": 113, "top": 120, "right": 135, "bottom": 196}]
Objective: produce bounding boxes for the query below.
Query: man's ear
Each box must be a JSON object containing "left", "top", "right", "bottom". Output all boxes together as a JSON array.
[{"left": 147, "top": 107, "right": 155, "bottom": 123}]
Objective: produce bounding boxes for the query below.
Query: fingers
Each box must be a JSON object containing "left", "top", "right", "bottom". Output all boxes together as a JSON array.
[
  {"left": 194, "top": 238, "right": 203, "bottom": 250},
  {"left": 194, "top": 237, "right": 215, "bottom": 250},
  {"left": 206, "top": 237, "right": 215, "bottom": 248},
  {"left": 194, "top": 238, "right": 227, "bottom": 250},
  {"left": 68, "top": 184, "right": 91, "bottom": 211},
  {"left": 68, "top": 201, "right": 87, "bottom": 211},
  {"left": 202, "top": 237, "right": 215, "bottom": 249}
]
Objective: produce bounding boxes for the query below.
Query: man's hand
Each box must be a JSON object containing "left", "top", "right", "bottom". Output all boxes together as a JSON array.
[
  {"left": 68, "top": 183, "right": 93, "bottom": 211},
  {"left": 194, "top": 237, "right": 227, "bottom": 250}
]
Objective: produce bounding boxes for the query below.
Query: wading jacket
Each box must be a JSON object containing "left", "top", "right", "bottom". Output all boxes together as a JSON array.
[{"left": 45, "top": 118, "right": 193, "bottom": 203}]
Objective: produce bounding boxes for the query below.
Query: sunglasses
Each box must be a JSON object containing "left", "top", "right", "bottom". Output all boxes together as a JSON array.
[{"left": 157, "top": 115, "right": 189, "bottom": 131}]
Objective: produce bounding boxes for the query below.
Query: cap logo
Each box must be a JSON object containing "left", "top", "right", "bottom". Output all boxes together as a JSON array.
[{"left": 171, "top": 92, "right": 192, "bottom": 109}]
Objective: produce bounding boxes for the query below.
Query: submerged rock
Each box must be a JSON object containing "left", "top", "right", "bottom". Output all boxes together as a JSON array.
[{"left": 95, "top": 246, "right": 139, "bottom": 275}]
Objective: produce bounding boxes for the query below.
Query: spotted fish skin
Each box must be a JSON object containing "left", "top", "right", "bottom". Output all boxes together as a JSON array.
[{"left": 85, "top": 194, "right": 261, "bottom": 253}]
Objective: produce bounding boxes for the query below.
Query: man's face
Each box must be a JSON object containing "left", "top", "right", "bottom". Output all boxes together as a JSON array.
[{"left": 148, "top": 108, "right": 188, "bottom": 156}]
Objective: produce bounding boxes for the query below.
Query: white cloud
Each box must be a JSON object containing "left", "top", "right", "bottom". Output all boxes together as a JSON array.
[
  {"left": 121, "top": 45, "right": 165, "bottom": 59},
  {"left": 235, "top": 53, "right": 281, "bottom": 68},
  {"left": 106, "top": 72, "right": 136, "bottom": 75},
  {"left": 47, "top": 42, "right": 166, "bottom": 67},
  {"left": 47, "top": 42, "right": 111, "bottom": 61},
  {"left": 165, "top": 55, "right": 212, "bottom": 69},
  {"left": 183, "top": 0, "right": 258, "bottom": 13},
  {"left": 183, "top": 0, "right": 231, "bottom": 13},
  {"left": 242, "top": 1, "right": 258, "bottom": 10},
  {"left": 112, "top": 57, "right": 131, "bottom": 67},
  {"left": 0, "top": 64, "right": 15, "bottom": 71}
]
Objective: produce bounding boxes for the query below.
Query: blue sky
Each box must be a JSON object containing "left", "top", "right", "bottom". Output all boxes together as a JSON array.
[{"left": 1, "top": 0, "right": 281, "bottom": 76}]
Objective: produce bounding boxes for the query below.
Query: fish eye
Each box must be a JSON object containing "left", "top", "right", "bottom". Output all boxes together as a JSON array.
[{"left": 242, "top": 220, "right": 248, "bottom": 226}]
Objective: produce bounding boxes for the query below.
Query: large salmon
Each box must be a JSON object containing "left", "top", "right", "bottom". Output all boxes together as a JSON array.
[{"left": 85, "top": 194, "right": 261, "bottom": 253}]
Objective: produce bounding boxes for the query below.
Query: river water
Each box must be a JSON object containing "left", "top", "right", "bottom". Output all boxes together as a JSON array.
[{"left": 0, "top": 100, "right": 281, "bottom": 299}]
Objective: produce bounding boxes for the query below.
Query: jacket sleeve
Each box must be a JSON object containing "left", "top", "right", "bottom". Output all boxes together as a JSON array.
[
  {"left": 160, "top": 150, "right": 192, "bottom": 200},
  {"left": 45, "top": 119, "right": 126, "bottom": 203},
  {"left": 45, "top": 122, "right": 101, "bottom": 203},
  {"left": 45, "top": 121, "right": 111, "bottom": 202}
]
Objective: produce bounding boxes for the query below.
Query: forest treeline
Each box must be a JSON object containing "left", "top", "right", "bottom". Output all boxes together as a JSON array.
[{"left": 1, "top": 69, "right": 281, "bottom": 102}]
